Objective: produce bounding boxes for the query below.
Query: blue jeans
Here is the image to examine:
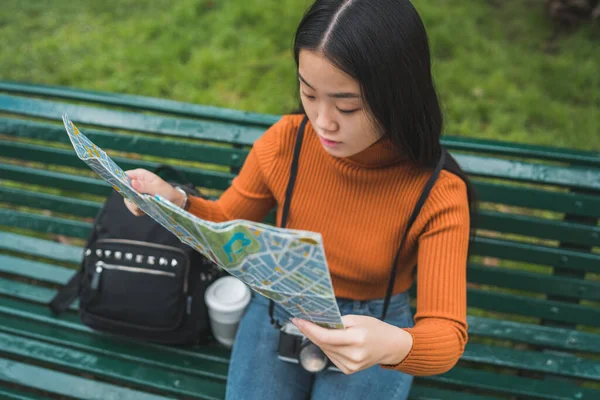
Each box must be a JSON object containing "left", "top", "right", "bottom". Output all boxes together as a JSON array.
[{"left": 226, "top": 292, "right": 415, "bottom": 400}]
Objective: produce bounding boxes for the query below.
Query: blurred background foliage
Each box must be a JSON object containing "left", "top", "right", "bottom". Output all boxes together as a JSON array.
[{"left": 0, "top": 0, "right": 598, "bottom": 150}]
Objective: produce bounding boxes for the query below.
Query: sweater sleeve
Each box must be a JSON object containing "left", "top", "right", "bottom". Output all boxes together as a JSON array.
[
  {"left": 383, "top": 171, "right": 470, "bottom": 376},
  {"left": 186, "top": 118, "right": 285, "bottom": 223}
]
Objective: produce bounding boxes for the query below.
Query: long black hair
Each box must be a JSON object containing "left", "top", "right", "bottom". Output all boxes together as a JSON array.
[{"left": 292, "top": 0, "right": 477, "bottom": 224}]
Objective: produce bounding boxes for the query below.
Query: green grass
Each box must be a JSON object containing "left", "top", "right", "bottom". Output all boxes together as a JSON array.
[{"left": 0, "top": 0, "right": 598, "bottom": 150}]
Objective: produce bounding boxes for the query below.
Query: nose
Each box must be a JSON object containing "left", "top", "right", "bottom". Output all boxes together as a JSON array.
[{"left": 315, "top": 105, "right": 339, "bottom": 133}]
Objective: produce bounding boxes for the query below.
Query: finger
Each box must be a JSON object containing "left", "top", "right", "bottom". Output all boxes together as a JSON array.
[
  {"left": 130, "top": 178, "right": 142, "bottom": 192},
  {"left": 340, "top": 314, "right": 362, "bottom": 328},
  {"left": 322, "top": 352, "right": 350, "bottom": 375},
  {"left": 292, "top": 319, "right": 354, "bottom": 347},
  {"left": 125, "top": 169, "right": 147, "bottom": 192},
  {"left": 125, "top": 168, "right": 146, "bottom": 179},
  {"left": 130, "top": 176, "right": 151, "bottom": 194},
  {"left": 124, "top": 199, "right": 145, "bottom": 216}
]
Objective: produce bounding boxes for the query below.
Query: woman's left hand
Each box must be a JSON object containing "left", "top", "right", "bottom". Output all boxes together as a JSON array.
[{"left": 292, "top": 315, "right": 413, "bottom": 375}]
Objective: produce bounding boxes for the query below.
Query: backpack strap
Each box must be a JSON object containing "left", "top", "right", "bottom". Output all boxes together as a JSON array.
[
  {"left": 50, "top": 215, "right": 102, "bottom": 316},
  {"left": 49, "top": 267, "right": 85, "bottom": 316}
]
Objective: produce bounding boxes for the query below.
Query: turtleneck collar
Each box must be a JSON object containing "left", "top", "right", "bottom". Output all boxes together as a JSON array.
[{"left": 339, "top": 135, "right": 406, "bottom": 169}]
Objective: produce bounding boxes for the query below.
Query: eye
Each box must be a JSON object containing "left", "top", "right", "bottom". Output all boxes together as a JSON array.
[
  {"left": 301, "top": 91, "right": 316, "bottom": 100},
  {"left": 337, "top": 108, "right": 360, "bottom": 114}
]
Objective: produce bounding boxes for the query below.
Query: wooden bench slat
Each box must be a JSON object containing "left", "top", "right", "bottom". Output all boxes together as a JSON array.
[
  {"left": 441, "top": 136, "right": 600, "bottom": 168},
  {"left": 462, "top": 342, "right": 599, "bottom": 381},
  {"left": 0, "top": 316, "right": 229, "bottom": 374},
  {"left": 0, "top": 315, "right": 230, "bottom": 382},
  {"left": 0, "top": 163, "right": 111, "bottom": 196},
  {"left": 0, "top": 357, "right": 177, "bottom": 400},
  {"left": 0, "top": 209, "right": 91, "bottom": 240},
  {"left": 0, "top": 386, "right": 52, "bottom": 400},
  {"left": 1, "top": 160, "right": 233, "bottom": 194},
  {"left": 467, "top": 289, "right": 600, "bottom": 327},
  {"left": 408, "top": 385, "right": 498, "bottom": 400},
  {"left": 0, "top": 187, "right": 101, "bottom": 219},
  {"left": 468, "top": 264, "right": 600, "bottom": 302},
  {"left": 0, "top": 277, "right": 67, "bottom": 307},
  {"left": 0, "top": 296, "right": 231, "bottom": 361},
  {"left": 455, "top": 154, "right": 600, "bottom": 191},
  {"left": 467, "top": 315, "right": 600, "bottom": 353},
  {"left": 0, "top": 93, "right": 263, "bottom": 146},
  {"left": 471, "top": 237, "right": 600, "bottom": 274},
  {"left": 0, "top": 81, "right": 279, "bottom": 129},
  {"left": 0, "top": 233, "right": 82, "bottom": 264},
  {"left": 425, "top": 366, "right": 598, "bottom": 400},
  {"left": 0, "top": 118, "right": 247, "bottom": 168},
  {"left": 0, "top": 331, "right": 226, "bottom": 399},
  {"left": 476, "top": 210, "right": 600, "bottom": 248},
  {"left": 473, "top": 181, "right": 600, "bottom": 218},
  {"left": 0, "top": 254, "right": 73, "bottom": 285},
  {"left": 0, "top": 140, "right": 131, "bottom": 170}
]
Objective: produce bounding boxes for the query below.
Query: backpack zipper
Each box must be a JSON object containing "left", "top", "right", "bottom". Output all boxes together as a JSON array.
[
  {"left": 91, "top": 261, "right": 176, "bottom": 290},
  {"left": 92, "top": 239, "right": 190, "bottom": 293}
]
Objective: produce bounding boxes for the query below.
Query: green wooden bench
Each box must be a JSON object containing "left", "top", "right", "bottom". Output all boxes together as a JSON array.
[{"left": 0, "top": 81, "right": 599, "bottom": 400}]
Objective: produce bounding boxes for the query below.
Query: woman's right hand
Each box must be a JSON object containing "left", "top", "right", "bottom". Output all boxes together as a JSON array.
[{"left": 123, "top": 169, "right": 185, "bottom": 216}]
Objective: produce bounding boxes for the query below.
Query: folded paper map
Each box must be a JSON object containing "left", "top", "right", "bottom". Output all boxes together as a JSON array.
[{"left": 62, "top": 114, "right": 344, "bottom": 329}]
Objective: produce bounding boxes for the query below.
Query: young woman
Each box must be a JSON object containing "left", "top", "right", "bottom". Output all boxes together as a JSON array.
[{"left": 125, "top": 0, "right": 474, "bottom": 398}]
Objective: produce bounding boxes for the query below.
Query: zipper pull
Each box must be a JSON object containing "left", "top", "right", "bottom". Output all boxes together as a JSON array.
[
  {"left": 186, "top": 296, "right": 193, "bottom": 315},
  {"left": 91, "top": 264, "right": 103, "bottom": 291}
]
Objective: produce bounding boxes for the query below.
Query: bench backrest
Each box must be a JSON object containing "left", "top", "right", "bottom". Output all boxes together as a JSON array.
[
  {"left": 1, "top": 82, "right": 599, "bottom": 330},
  {"left": 1, "top": 83, "right": 600, "bottom": 393}
]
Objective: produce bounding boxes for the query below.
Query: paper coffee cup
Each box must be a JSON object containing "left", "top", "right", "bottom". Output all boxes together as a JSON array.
[{"left": 204, "top": 276, "right": 251, "bottom": 348}]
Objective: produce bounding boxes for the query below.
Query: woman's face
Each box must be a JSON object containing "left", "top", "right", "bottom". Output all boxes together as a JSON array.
[{"left": 298, "top": 50, "right": 383, "bottom": 158}]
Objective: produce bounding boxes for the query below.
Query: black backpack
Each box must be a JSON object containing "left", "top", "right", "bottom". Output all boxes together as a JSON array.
[{"left": 50, "top": 165, "right": 220, "bottom": 345}]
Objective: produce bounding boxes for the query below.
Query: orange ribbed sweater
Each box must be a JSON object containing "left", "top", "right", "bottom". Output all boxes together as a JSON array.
[{"left": 188, "top": 115, "right": 470, "bottom": 376}]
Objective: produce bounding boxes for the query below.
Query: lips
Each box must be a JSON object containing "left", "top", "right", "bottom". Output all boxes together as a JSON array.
[{"left": 318, "top": 135, "right": 341, "bottom": 147}]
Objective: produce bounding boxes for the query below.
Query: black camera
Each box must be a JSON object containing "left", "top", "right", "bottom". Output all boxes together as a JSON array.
[{"left": 276, "top": 322, "right": 341, "bottom": 373}]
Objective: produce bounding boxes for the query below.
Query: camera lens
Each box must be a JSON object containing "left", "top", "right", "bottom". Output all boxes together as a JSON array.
[{"left": 299, "top": 340, "right": 328, "bottom": 373}]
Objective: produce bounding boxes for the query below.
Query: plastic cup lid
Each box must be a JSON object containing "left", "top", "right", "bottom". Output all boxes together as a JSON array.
[{"left": 205, "top": 276, "right": 251, "bottom": 312}]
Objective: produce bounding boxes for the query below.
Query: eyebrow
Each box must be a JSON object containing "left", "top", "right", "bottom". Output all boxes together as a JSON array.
[{"left": 298, "top": 73, "right": 360, "bottom": 99}]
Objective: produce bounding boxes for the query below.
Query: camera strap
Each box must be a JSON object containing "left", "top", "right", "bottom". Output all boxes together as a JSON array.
[
  {"left": 381, "top": 148, "right": 445, "bottom": 320},
  {"left": 269, "top": 115, "right": 446, "bottom": 327}
]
